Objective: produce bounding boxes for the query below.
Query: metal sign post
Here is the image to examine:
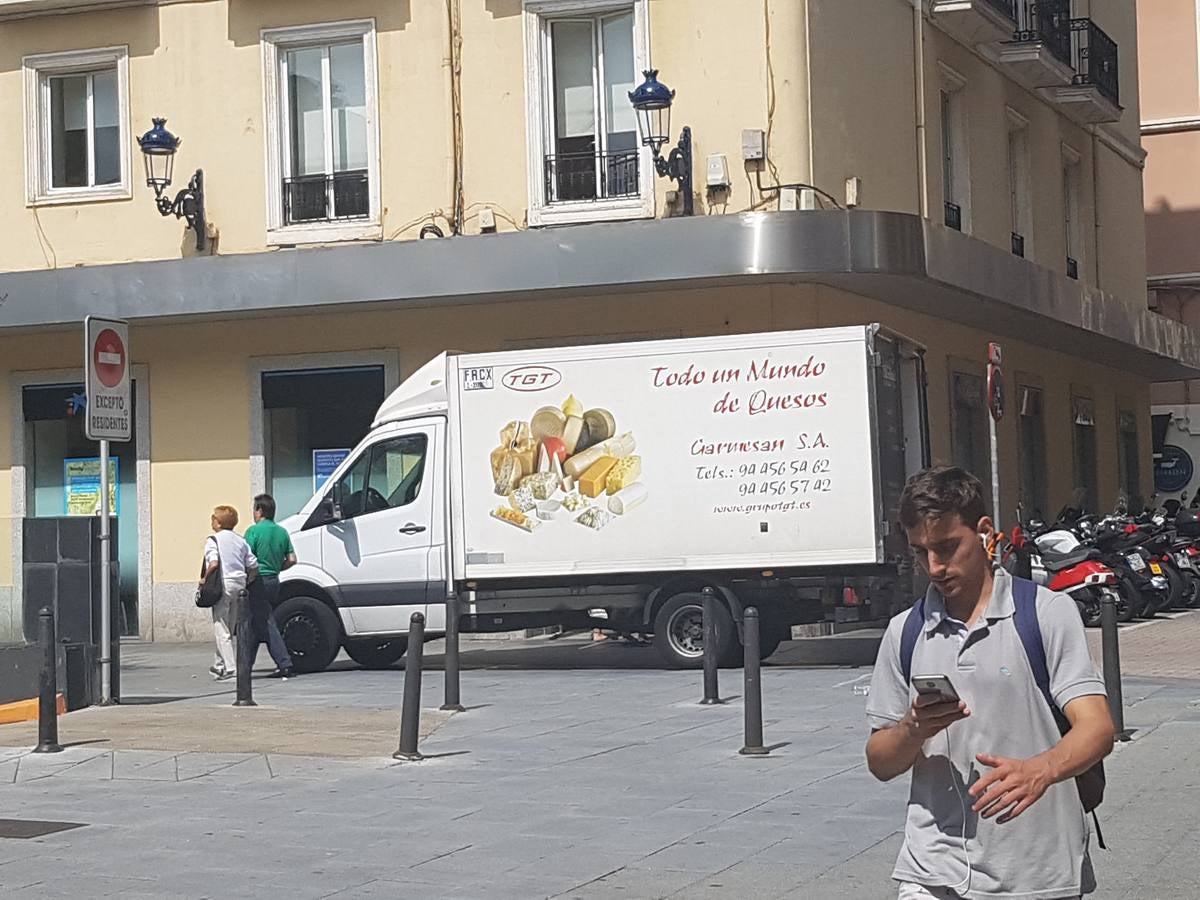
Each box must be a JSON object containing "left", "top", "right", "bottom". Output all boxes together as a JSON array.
[
  {"left": 986, "top": 342, "right": 1004, "bottom": 530},
  {"left": 85, "top": 316, "right": 131, "bottom": 706}
]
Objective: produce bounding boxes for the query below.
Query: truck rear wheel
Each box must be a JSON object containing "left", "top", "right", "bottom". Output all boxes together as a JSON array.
[
  {"left": 276, "top": 595, "right": 341, "bottom": 674},
  {"left": 343, "top": 637, "right": 408, "bottom": 669},
  {"left": 653, "top": 593, "right": 736, "bottom": 669}
]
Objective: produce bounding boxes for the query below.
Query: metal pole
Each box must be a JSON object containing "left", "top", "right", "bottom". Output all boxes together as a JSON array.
[
  {"left": 989, "top": 415, "right": 1001, "bottom": 531},
  {"left": 699, "top": 587, "right": 725, "bottom": 705},
  {"left": 440, "top": 594, "right": 464, "bottom": 712},
  {"left": 99, "top": 439, "right": 113, "bottom": 705},
  {"left": 1100, "top": 589, "right": 1130, "bottom": 740},
  {"left": 233, "top": 588, "right": 255, "bottom": 707},
  {"left": 33, "top": 607, "right": 62, "bottom": 754},
  {"left": 740, "top": 607, "right": 768, "bottom": 756},
  {"left": 395, "top": 612, "right": 426, "bottom": 761}
]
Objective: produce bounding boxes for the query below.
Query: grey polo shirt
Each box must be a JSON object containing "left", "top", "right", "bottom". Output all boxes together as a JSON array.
[{"left": 866, "top": 569, "right": 1106, "bottom": 899}]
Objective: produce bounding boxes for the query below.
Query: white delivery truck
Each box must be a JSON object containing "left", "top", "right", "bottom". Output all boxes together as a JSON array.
[{"left": 276, "top": 325, "right": 929, "bottom": 671}]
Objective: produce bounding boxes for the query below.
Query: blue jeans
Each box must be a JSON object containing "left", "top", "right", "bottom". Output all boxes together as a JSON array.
[{"left": 249, "top": 576, "right": 292, "bottom": 671}]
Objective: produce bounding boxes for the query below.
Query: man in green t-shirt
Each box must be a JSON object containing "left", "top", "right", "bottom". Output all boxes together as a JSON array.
[{"left": 244, "top": 493, "right": 297, "bottom": 679}]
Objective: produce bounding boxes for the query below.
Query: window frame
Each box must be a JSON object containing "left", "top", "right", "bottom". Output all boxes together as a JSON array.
[
  {"left": 937, "top": 64, "right": 971, "bottom": 233},
  {"left": 948, "top": 364, "right": 991, "bottom": 486},
  {"left": 1006, "top": 108, "right": 1032, "bottom": 258},
  {"left": 22, "top": 46, "right": 131, "bottom": 206},
  {"left": 523, "top": 0, "right": 654, "bottom": 227},
  {"left": 1062, "top": 143, "right": 1083, "bottom": 279},
  {"left": 1071, "top": 392, "right": 1099, "bottom": 513},
  {"left": 1116, "top": 404, "right": 1141, "bottom": 510},
  {"left": 261, "top": 19, "right": 381, "bottom": 245},
  {"left": 1016, "top": 381, "right": 1047, "bottom": 520}
]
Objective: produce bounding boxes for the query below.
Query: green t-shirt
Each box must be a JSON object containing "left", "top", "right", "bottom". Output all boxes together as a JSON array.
[{"left": 244, "top": 519, "right": 295, "bottom": 577}]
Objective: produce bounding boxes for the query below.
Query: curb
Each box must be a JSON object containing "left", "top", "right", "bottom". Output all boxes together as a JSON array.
[{"left": 0, "top": 694, "right": 66, "bottom": 725}]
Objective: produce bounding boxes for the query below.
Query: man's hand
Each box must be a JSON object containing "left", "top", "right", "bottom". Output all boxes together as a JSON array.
[
  {"left": 969, "top": 753, "right": 1054, "bottom": 822},
  {"left": 903, "top": 694, "right": 970, "bottom": 742}
]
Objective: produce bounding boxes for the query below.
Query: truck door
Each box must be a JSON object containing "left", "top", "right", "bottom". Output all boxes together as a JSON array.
[{"left": 320, "top": 426, "right": 436, "bottom": 633}]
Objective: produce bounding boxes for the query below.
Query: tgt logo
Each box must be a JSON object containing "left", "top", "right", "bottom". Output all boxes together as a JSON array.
[{"left": 503, "top": 365, "right": 562, "bottom": 392}]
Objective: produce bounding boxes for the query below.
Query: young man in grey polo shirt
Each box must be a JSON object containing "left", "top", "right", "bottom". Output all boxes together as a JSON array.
[{"left": 866, "top": 466, "right": 1114, "bottom": 900}]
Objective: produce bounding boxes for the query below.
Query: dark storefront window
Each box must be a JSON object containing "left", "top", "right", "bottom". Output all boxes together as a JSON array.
[
  {"left": 1017, "top": 385, "right": 1047, "bottom": 520},
  {"left": 1118, "top": 409, "right": 1141, "bottom": 511},
  {"left": 22, "top": 382, "right": 139, "bottom": 635},
  {"left": 951, "top": 371, "right": 990, "bottom": 483},
  {"left": 262, "top": 366, "right": 385, "bottom": 519},
  {"left": 1072, "top": 396, "right": 1098, "bottom": 513}
]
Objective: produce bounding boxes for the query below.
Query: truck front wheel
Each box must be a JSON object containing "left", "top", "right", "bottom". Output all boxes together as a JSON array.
[
  {"left": 653, "top": 593, "right": 736, "bottom": 669},
  {"left": 343, "top": 637, "right": 408, "bottom": 669},
  {"left": 276, "top": 595, "right": 342, "bottom": 674}
]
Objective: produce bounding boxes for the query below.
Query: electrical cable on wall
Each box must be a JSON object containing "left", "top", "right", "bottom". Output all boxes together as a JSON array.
[{"left": 448, "top": 0, "right": 465, "bottom": 235}]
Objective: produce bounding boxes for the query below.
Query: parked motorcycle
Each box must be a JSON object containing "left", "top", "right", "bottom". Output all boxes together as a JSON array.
[{"left": 1005, "top": 522, "right": 1123, "bottom": 627}]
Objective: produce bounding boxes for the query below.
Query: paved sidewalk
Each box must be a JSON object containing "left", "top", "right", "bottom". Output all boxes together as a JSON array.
[{"left": 0, "top": 624, "right": 1198, "bottom": 898}]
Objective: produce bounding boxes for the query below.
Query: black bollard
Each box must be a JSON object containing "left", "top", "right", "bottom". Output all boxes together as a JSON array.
[
  {"left": 440, "top": 594, "right": 464, "bottom": 712},
  {"left": 1100, "top": 588, "right": 1129, "bottom": 740},
  {"left": 395, "top": 612, "right": 427, "bottom": 761},
  {"left": 33, "top": 607, "right": 62, "bottom": 754},
  {"left": 233, "top": 588, "right": 256, "bottom": 707},
  {"left": 740, "top": 607, "right": 769, "bottom": 756},
  {"left": 699, "top": 587, "right": 725, "bottom": 705}
]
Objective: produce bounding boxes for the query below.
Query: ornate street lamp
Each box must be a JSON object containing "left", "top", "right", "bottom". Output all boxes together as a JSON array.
[
  {"left": 629, "top": 70, "right": 693, "bottom": 216},
  {"left": 137, "top": 118, "right": 206, "bottom": 251}
]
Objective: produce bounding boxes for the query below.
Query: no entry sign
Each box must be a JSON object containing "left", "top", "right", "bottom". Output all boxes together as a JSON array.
[{"left": 85, "top": 316, "right": 131, "bottom": 441}]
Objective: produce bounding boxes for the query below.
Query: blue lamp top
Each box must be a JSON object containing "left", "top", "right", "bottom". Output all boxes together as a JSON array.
[
  {"left": 628, "top": 69, "right": 675, "bottom": 111},
  {"left": 138, "top": 118, "right": 180, "bottom": 156}
]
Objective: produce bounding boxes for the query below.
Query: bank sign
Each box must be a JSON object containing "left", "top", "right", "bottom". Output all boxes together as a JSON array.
[{"left": 84, "top": 315, "right": 131, "bottom": 442}]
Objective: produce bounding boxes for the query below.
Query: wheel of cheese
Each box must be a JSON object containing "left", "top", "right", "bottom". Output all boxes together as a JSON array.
[
  {"left": 531, "top": 407, "right": 567, "bottom": 443},
  {"left": 583, "top": 409, "right": 616, "bottom": 443},
  {"left": 562, "top": 415, "right": 585, "bottom": 455},
  {"left": 493, "top": 453, "right": 523, "bottom": 495}
]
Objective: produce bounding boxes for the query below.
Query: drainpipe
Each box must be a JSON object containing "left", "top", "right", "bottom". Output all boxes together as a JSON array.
[
  {"left": 912, "top": 0, "right": 929, "bottom": 219},
  {"left": 1090, "top": 129, "right": 1101, "bottom": 287}
]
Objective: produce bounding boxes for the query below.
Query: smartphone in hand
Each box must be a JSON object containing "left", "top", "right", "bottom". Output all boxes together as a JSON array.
[{"left": 912, "top": 674, "right": 961, "bottom": 704}]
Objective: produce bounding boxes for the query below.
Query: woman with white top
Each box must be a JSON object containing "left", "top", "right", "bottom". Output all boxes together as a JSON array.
[{"left": 201, "top": 505, "right": 258, "bottom": 681}]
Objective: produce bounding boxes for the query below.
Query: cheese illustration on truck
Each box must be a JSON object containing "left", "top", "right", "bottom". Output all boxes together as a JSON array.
[{"left": 488, "top": 393, "right": 646, "bottom": 533}]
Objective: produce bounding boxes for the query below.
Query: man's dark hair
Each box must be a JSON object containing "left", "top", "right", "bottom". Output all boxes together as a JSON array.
[
  {"left": 253, "top": 493, "right": 277, "bottom": 521},
  {"left": 899, "top": 465, "right": 988, "bottom": 530}
]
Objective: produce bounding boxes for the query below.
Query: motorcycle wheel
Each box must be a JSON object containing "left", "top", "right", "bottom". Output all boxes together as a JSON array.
[
  {"left": 1113, "top": 571, "right": 1140, "bottom": 622},
  {"left": 1189, "top": 574, "right": 1200, "bottom": 609},
  {"left": 1162, "top": 564, "right": 1186, "bottom": 613},
  {"left": 1074, "top": 589, "right": 1102, "bottom": 628},
  {"left": 1182, "top": 571, "right": 1200, "bottom": 609}
]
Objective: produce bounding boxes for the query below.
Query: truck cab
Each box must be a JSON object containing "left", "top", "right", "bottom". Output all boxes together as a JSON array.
[{"left": 277, "top": 357, "right": 450, "bottom": 671}]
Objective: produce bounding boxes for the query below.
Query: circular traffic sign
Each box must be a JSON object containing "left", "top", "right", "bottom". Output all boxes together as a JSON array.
[
  {"left": 92, "top": 328, "right": 126, "bottom": 389},
  {"left": 987, "top": 364, "right": 1004, "bottom": 422}
]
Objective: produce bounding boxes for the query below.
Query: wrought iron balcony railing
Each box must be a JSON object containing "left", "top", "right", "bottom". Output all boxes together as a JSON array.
[
  {"left": 544, "top": 150, "right": 639, "bottom": 204},
  {"left": 1070, "top": 18, "right": 1119, "bottom": 105},
  {"left": 283, "top": 170, "right": 370, "bottom": 225},
  {"left": 945, "top": 201, "right": 962, "bottom": 232},
  {"left": 1016, "top": 0, "right": 1072, "bottom": 68},
  {"left": 984, "top": 0, "right": 1017, "bottom": 23}
]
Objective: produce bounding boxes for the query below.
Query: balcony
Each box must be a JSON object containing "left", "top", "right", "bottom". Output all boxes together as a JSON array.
[
  {"left": 282, "top": 170, "right": 370, "bottom": 226},
  {"left": 987, "top": 0, "right": 1074, "bottom": 91},
  {"left": 1039, "top": 19, "right": 1122, "bottom": 124},
  {"left": 945, "top": 202, "right": 963, "bottom": 231},
  {"left": 929, "top": 0, "right": 1017, "bottom": 48},
  {"left": 544, "top": 150, "right": 640, "bottom": 205}
]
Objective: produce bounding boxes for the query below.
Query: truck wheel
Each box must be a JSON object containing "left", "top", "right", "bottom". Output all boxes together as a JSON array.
[
  {"left": 343, "top": 637, "right": 408, "bottom": 669},
  {"left": 653, "top": 593, "right": 735, "bottom": 669},
  {"left": 276, "top": 596, "right": 341, "bottom": 674}
]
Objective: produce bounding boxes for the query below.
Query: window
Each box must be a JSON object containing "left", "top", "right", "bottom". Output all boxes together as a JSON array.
[
  {"left": 1017, "top": 385, "right": 1047, "bottom": 519},
  {"left": 951, "top": 370, "right": 990, "bottom": 482},
  {"left": 1063, "top": 147, "right": 1083, "bottom": 279},
  {"left": 524, "top": 0, "right": 653, "bottom": 226},
  {"left": 938, "top": 67, "right": 969, "bottom": 232},
  {"left": 1007, "top": 111, "right": 1031, "bottom": 258},
  {"left": 333, "top": 434, "right": 427, "bottom": 520},
  {"left": 1117, "top": 408, "right": 1141, "bottom": 511},
  {"left": 262, "top": 20, "right": 380, "bottom": 243},
  {"left": 1072, "top": 396, "right": 1098, "bottom": 513},
  {"left": 22, "top": 47, "right": 130, "bottom": 204}
]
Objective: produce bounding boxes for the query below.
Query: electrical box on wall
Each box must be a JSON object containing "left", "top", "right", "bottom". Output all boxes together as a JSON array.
[
  {"left": 741, "top": 129, "right": 765, "bottom": 162},
  {"left": 478, "top": 208, "right": 497, "bottom": 233},
  {"left": 706, "top": 154, "right": 730, "bottom": 189},
  {"left": 845, "top": 177, "right": 862, "bottom": 208}
]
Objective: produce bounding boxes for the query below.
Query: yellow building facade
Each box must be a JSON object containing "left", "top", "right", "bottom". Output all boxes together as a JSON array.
[{"left": 0, "top": 0, "right": 1193, "bottom": 641}]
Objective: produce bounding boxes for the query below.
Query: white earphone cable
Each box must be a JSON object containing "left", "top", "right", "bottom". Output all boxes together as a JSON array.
[{"left": 945, "top": 726, "right": 973, "bottom": 894}]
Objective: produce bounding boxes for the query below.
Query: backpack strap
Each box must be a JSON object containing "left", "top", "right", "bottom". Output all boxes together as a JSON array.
[
  {"left": 899, "top": 598, "right": 925, "bottom": 684},
  {"left": 1011, "top": 576, "right": 1070, "bottom": 730}
]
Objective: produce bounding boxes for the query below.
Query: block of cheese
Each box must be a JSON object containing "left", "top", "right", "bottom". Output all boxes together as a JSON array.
[
  {"left": 579, "top": 456, "right": 619, "bottom": 498},
  {"left": 564, "top": 433, "right": 637, "bottom": 479},
  {"left": 608, "top": 482, "right": 647, "bottom": 515},
  {"left": 606, "top": 455, "right": 641, "bottom": 495}
]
